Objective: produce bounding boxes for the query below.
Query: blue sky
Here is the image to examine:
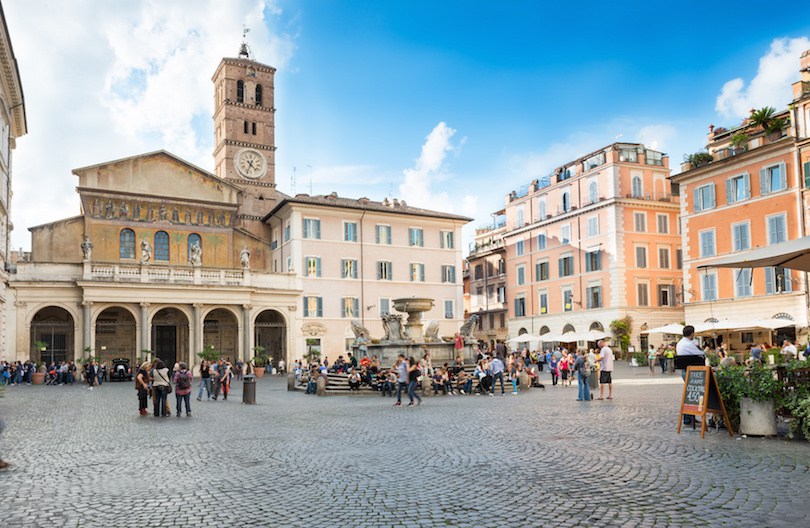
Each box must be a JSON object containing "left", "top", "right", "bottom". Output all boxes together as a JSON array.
[{"left": 5, "top": 0, "right": 810, "bottom": 249}]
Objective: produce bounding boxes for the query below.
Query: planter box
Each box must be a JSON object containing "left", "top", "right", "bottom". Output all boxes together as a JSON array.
[
  {"left": 253, "top": 367, "right": 266, "bottom": 378},
  {"left": 740, "top": 397, "right": 777, "bottom": 436},
  {"left": 32, "top": 372, "right": 46, "bottom": 385}
]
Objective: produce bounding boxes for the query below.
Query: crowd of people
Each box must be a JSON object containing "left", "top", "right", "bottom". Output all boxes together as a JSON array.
[
  {"left": 0, "top": 359, "right": 111, "bottom": 388},
  {"left": 294, "top": 339, "right": 617, "bottom": 404}
]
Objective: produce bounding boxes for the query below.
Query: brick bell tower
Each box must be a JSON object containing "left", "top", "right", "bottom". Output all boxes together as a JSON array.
[{"left": 212, "top": 40, "right": 278, "bottom": 238}]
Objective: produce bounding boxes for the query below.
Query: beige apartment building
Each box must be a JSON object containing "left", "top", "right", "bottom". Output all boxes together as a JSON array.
[
  {"left": 466, "top": 214, "right": 508, "bottom": 345},
  {"left": 265, "top": 195, "right": 470, "bottom": 357},
  {"left": 671, "top": 50, "right": 810, "bottom": 351},
  {"left": 503, "top": 142, "right": 684, "bottom": 350},
  {"left": 0, "top": 3, "right": 26, "bottom": 358}
]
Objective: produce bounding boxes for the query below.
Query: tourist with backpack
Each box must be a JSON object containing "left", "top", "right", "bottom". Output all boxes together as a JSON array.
[
  {"left": 172, "top": 362, "right": 193, "bottom": 417},
  {"left": 574, "top": 349, "right": 592, "bottom": 402}
]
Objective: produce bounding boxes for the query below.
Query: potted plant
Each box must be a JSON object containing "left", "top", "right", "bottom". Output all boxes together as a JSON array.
[
  {"left": 739, "top": 363, "right": 783, "bottom": 436},
  {"left": 729, "top": 133, "right": 748, "bottom": 155},
  {"left": 750, "top": 106, "right": 788, "bottom": 141},
  {"left": 31, "top": 341, "right": 48, "bottom": 384},
  {"left": 252, "top": 345, "right": 268, "bottom": 377},
  {"left": 683, "top": 151, "right": 714, "bottom": 168}
]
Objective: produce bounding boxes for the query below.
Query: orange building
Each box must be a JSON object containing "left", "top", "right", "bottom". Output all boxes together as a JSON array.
[
  {"left": 672, "top": 49, "right": 810, "bottom": 350},
  {"left": 502, "top": 142, "right": 683, "bottom": 350},
  {"left": 466, "top": 214, "right": 508, "bottom": 345}
]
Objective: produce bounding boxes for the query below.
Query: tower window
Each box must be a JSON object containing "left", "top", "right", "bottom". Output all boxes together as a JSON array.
[
  {"left": 243, "top": 121, "right": 248, "bottom": 134},
  {"left": 236, "top": 80, "right": 244, "bottom": 103},
  {"left": 256, "top": 84, "right": 263, "bottom": 106},
  {"left": 252, "top": 122, "right": 257, "bottom": 135}
]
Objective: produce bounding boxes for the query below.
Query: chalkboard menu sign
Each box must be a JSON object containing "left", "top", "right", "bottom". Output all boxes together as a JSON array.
[{"left": 677, "top": 366, "right": 733, "bottom": 438}]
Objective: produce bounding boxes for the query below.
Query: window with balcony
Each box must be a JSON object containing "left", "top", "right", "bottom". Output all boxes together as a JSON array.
[
  {"left": 303, "top": 218, "right": 321, "bottom": 239},
  {"left": 726, "top": 173, "right": 751, "bottom": 204},
  {"left": 377, "top": 261, "right": 392, "bottom": 280},
  {"left": 694, "top": 184, "right": 716, "bottom": 212},
  {"left": 631, "top": 176, "right": 643, "bottom": 198}
]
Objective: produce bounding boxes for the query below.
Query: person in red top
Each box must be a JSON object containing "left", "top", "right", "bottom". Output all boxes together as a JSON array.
[
  {"left": 360, "top": 355, "right": 371, "bottom": 369},
  {"left": 454, "top": 333, "right": 464, "bottom": 352}
]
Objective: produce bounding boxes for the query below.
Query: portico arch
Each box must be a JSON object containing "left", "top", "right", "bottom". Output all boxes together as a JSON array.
[
  {"left": 94, "top": 307, "right": 137, "bottom": 365},
  {"left": 30, "top": 306, "right": 75, "bottom": 364},
  {"left": 151, "top": 307, "right": 190, "bottom": 368},
  {"left": 254, "top": 309, "right": 287, "bottom": 367},
  {"left": 203, "top": 308, "right": 239, "bottom": 361}
]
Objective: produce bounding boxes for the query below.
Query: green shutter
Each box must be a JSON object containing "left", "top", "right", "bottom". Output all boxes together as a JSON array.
[{"left": 804, "top": 161, "right": 810, "bottom": 189}]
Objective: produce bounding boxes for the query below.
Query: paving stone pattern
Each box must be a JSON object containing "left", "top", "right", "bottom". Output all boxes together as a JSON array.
[{"left": 0, "top": 365, "right": 809, "bottom": 527}]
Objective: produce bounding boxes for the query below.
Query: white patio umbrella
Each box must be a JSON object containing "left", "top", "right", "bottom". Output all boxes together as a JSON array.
[
  {"left": 583, "top": 330, "right": 612, "bottom": 341},
  {"left": 647, "top": 323, "right": 685, "bottom": 335},
  {"left": 506, "top": 334, "right": 541, "bottom": 344}
]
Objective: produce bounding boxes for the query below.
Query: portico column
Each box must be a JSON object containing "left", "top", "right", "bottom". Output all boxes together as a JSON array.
[
  {"left": 82, "top": 301, "right": 92, "bottom": 359},
  {"left": 242, "top": 304, "right": 252, "bottom": 363},
  {"left": 140, "top": 302, "right": 149, "bottom": 359},
  {"left": 193, "top": 303, "right": 203, "bottom": 364}
]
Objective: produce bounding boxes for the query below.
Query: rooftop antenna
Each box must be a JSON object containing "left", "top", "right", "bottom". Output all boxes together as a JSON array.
[{"left": 238, "top": 25, "right": 251, "bottom": 59}]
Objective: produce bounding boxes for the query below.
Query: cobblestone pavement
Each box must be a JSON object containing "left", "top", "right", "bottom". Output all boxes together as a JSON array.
[{"left": 1, "top": 365, "right": 809, "bottom": 527}]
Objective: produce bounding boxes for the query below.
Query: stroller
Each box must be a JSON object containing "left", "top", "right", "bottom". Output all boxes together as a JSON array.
[
  {"left": 474, "top": 373, "right": 492, "bottom": 395},
  {"left": 45, "top": 368, "right": 59, "bottom": 385}
]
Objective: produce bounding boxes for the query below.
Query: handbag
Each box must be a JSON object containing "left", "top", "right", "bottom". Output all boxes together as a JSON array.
[{"left": 158, "top": 370, "right": 172, "bottom": 393}]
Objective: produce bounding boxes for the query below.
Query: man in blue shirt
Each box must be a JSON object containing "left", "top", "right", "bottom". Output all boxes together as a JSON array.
[{"left": 490, "top": 356, "right": 505, "bottom": 396}]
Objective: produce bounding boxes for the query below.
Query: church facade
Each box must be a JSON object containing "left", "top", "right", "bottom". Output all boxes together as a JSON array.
[{"left": 4, "top": 47, "right": 469, "bottom": 367}]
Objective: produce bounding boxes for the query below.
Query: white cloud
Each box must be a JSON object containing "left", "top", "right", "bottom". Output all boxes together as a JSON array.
[
  {"left": 715, "top": 37, "right": 810, "bottom": 120},
  {"left": 4, "top": 0, "right": 296, "bottom": 250},
  {"left": 398, "top": 122, "right": 473, "bottom": 214}
]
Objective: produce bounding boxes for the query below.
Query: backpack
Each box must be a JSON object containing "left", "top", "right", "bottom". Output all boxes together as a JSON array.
[
  {"left": 176, "top": 371, "right": 191, "bottom": 390},
  {"left": 581, "top": 360, "right": 591, "bottom": 378}
]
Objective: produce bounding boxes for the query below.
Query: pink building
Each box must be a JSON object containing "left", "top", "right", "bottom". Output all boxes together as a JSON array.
[{"left": 502, "top": 143, "right": 683, "bottom": 350}]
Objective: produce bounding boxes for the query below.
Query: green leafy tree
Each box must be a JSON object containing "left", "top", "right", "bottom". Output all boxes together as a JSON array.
[
  {"left": 197, "top": 344, "right": 220, "bottom": 363},
  {"left": 609, "top": 317, "right": 633, "bottom": 357}
]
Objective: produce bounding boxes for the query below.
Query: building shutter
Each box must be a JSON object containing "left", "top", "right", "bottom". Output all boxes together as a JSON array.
[
  {"left": 693, "top": 188, "right": 701, "bottom": 212},
  {"left": 760, "top": 168, "right": 769, "bottom": 195},
  {"left": 743, "top": 172, "right": 751, "bottom": 199},
  {"left": 804, "top": 161, "right": 810, "bottom": 189},
  {"left": 765, "top": 267, "right": 774, "bottom": 294},
  {"left": 779, "top": 162, "right": 787, "bottom": 190},
  {"left": 726, "top": 178, "right": 734, "bottom": 204}
]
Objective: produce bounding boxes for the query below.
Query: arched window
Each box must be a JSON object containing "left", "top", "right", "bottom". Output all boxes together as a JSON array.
[
  {"left": 236, "top": 80, "right": 244, "bottom": 103},
  {"left": 154, "top": 231, "right": 169, "bottom": 261},
  {"left": 589, "top": 181, "right": 598, "bottom": 203},
  {"left": 119, "top": 229, "right": 135, "bottom": 259},
  {"left": 188, "top": 233, "right": 201, "bottom": 261},
  {"left": 255, "top": 84, "right": 263, "bottom": 106},
  {"left": 562, "top": 191, "right": 570, "bottom": 212},
  {"left": 632, "top": 176, "right": 643, "bottom": 198}
]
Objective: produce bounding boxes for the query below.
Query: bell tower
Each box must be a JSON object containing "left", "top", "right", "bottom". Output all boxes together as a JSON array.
[{"left": 212, "top": 41, "right": 277, "bottom": 237}]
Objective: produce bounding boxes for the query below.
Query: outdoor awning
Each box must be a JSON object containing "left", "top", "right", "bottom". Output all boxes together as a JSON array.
[
  {"left": 696, "top": 236, "right": 810, "bottom": 272},
  {"left": 506, "top": 334, "right": 541, "bottom": 344},
  {"left": 647, "top": 323, "right": 685, "bottom": 335}
]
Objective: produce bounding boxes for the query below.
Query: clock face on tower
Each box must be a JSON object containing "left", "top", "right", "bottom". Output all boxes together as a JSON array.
[{"left": 234, "top": 149, "right": 267, "bottom": 179}]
